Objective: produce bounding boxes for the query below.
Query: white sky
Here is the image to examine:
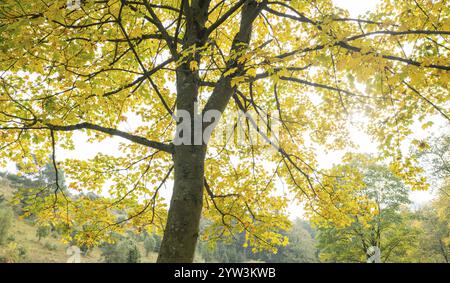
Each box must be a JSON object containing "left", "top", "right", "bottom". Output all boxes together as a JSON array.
[
  {"left": 332, "top": 0, "right": 380, "bottom": 17},
  {"left": 3, "top": 0, "right": 445, "bottom": 219}
]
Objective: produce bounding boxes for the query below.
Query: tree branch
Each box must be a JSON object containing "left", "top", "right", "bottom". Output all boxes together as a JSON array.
[{"left": 46, "top": 122, "right": 175, "bottom": 154}]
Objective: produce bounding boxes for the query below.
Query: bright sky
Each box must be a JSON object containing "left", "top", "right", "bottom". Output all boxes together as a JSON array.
[
  {"left": 332, "top": 0, "right": 380, "bottom": 17},
  {"left": 3, "top": 0, "right": 444, "bottom": 220},
  {"left": 331, "top": 0, "right": 440, "bottom": 207}
]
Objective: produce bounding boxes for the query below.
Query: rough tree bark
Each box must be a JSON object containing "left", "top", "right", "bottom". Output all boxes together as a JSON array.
[
  {"left": 157, "top": 0, "right": 264, "bottom": 263},
  {"left": 157, "top": 0, "right": 210, "bottom": 263}
]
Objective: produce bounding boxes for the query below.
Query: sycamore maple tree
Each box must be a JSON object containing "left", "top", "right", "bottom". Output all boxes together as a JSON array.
[{"left": 0, "top": 0, "right": 449, "bottom": 262}]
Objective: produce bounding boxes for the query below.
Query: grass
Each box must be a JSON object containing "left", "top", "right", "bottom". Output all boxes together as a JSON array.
[{"left": 9, "top": 217, "right": 102, "bottom": 263}]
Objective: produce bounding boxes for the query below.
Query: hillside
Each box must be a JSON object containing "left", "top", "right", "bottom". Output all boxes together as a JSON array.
[{"left": 0, "top": 179, "right": 159, "bottom": 263}]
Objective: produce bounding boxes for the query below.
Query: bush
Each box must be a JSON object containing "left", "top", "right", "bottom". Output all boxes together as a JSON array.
[
  {"left": 153, "top": 234, "right": 162, "bottom": 252},
  {"left": 127, "top": 244, "right": 141, "bottom": 263},
  {"left": 36, "top": 226, "right": 50, "bottom": 241},
  {"left": 18, "top": 245, "right": 27, "bottom": 258},
  {"left": 144, "top": 235, "right": 155, "bottom": 256},
  {"left": 0, "top": 242, "right": 25, "bottom": 263},
  {"left": 44, "top": 242, "right": 57, "bottom": 251},
  {"left": 0, "top": 205, "right": 13, "bottom": 245},
  {"left": 101, "top": 238, "right": 141, "bottom": 263}
]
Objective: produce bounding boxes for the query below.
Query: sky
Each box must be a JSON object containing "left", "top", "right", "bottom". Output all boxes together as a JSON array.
[
  {"left": 332, "top": 0, "right": 380, "bottom": 17},
  {"left": 329, "top": 0, "right": 440, "bottom": 207},
  {"left": 2, "top": 0, "right": 444, "bottom": 219}
]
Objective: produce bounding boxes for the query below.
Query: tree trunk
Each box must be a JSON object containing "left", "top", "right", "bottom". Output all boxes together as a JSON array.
[
  {"left": 157, "top": 145, "right": 206, "bottom": 262},
  {"left": 156, "top": 0, "right": 262, "bottom": 263}
]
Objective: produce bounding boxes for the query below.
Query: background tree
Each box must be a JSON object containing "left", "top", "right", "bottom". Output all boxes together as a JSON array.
[
  {"left": 252, "top": 219, "right": 318, "bottom": 263},
  {"left": 0, "top": 202, "right": 13, "bottom": 245},
  {"left": 411, "top": 196, "right": 449, "bottom": 262},
  {"left": 143, "top": 234, "right": 156, "bottom": 257},
  {"left": 0, "top": 0, "right": 449, "bottom": 262},
  {"left": 127, "top": 242, "right": 141, "bottom": 263},
  {"left": 275, "top": 220, "right": 318, "bottom": 263},
  {"left": 409, "top": 133, "right": 449, "bottom": 262},
  {"left": 315, "top": 156, "right": 417, "bottom": 262},
  {"left": 0, "top": 162, "right": 68, "bottom": 219},
  {"left": 6, "top": 160, "right": 68, "bottom": 192},
  {"left": 196, "top": 219, "right": 318, "bottom": 263},
  {"left": 36, "top": 225, "right": 51, "bottom": 242},
  {"left": 101, "top": 234, "right": 141, "bottom": 263},
  {"left": 196, "top": 227, "right": 248, "bottom": 263},
  {"left": 412, "top": 133, "right": 449, "bottom": 182}
]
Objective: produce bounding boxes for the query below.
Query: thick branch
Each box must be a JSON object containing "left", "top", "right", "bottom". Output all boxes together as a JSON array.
[
  {"left": 203, "top": 0, "right": 266, "bottom": 116},
  {"left": 46, "top": 122, "right": 174, "bottom": 153}
]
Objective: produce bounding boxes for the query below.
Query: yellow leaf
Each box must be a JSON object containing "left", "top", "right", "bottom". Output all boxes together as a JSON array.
[
  {"left": 231, "top": 76, "right": 245, "bottom": 87},
  {"left": 247, "top": 68, "right": 257, "bottom": 77},
  {"left": 189, "top": 61, "right": 199, "bottom": 71},
  {"left": 224, "top": 67, "right": 238, "bottom": 77}
]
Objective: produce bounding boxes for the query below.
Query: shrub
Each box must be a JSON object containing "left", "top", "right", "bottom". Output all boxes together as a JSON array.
[
  {"left": 127, "top": 244, "right": 141, "bottom": 263},
  {"left": 144, "top": 235, "right": 155, "bottom": 256},
  {"left": 101, "top": 238, "right": 141, "bottom": 263},
  {"left": 36, "top": 226, "right": 50, "bottom": 241},
  {"left": 44, "top": 242, "right": 57, "bottom": 251},
  {"left": 0, "top": 205, "right": 13, "bottom": 245},
  {"left": 18, "top": 245, "right": 27, "bottom": 258},
  {"left": 1, "top": 242, "right": 23, "bottom": 263}
]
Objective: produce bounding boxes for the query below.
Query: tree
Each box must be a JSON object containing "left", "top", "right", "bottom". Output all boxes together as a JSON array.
[
  {"left": 36, "top": 225, "right": 51, "bottom": 241},
  {"left": 0, "top": 0, "right": 449, "bottom": 262},
  {"left": 423, "top": 187, "right": 450, "bottom": 262},
  {"left": 6, "top": 162, "right": 68, "bottom": 216},
  {"left": 411, "top": 197, "right": 449, "bottom": 262},
  {"left": 0, "top": 204, "right": 13, "bottom": 245},
  {"left": 273, "top": 220, "right": 318, "bottom": 263},
  {"left": 410, "top": 132, "right": 449, "bottom": 198},
  {"left": 196, "top": 230, "right": 248, "bottom": 263},
  {"left": 127, "top": 242, "right": 141, "bottom": 263},
  {"left": 253, "top": 219, "right": 318, "bottom": 263},
  {"left": 101, "top": 236, "right": 141, "bottom": 263},
  {"left": 315, "top": 157, "right": 417, "bottom": 262},
  {"left": 143, "top": 234, "right": 155, "bottom": 256},
  {"left": 409, "top": 133, "right": 449, "bottom": 262},
  {"left": 195, "top": 219, "right": 318, "bottom": 263}
]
